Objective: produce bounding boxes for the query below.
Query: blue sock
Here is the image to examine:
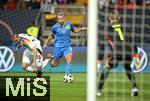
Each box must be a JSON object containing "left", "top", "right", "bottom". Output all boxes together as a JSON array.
[{"left": 66, "top": 63, "right": 71, "bottom": 75}]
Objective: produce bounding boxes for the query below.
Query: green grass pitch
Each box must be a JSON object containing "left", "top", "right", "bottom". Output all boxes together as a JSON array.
[
  {"left": 97, "top": 73, "right": 150, "bottom": 101},
  {"left": 0, "top": 72, "right": 149, "bottom": 101}
]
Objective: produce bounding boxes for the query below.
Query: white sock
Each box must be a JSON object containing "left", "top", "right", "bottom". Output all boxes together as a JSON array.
[
  {"left": 26, "top": 66, "right": 38, "bottom": 72},
  {"left": 42, "top": 59, "right": 50, "bottom": 69}
]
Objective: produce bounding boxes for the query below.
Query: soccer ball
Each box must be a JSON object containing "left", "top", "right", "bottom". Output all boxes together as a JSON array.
[
  {"left": 64, "top": 74, "right": 68, "bottom": 82},
  {"left": 63, "top": 74, "right": 73, "bottom": 83},
  {"left": 67, "top": 74, "right": 73, "bottom": 83}
]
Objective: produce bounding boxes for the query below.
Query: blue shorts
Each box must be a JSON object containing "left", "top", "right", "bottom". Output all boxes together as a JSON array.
[{"left": 53, "top": 46, "right": 72, "bottom": 61}]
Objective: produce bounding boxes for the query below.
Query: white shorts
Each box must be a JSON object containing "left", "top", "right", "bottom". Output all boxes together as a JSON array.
[{"left": 22, "top": 49, "right": 43, "bottom": 67}]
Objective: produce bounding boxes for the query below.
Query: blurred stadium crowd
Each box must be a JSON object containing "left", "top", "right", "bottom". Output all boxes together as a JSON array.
[
  {"left": 0, "top": 0, "right": 87, "bottom": 10},
  {"left": 99, "top": 0, "right": 150, "bottom": 10}
]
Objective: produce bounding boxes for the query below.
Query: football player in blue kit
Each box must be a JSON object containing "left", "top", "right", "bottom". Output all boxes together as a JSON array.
[{"left": 44, "top": 12, "right": 87, "bottom": 78}]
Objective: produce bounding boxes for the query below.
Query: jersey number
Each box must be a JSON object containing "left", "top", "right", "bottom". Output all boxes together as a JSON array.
[{"left": 112, "top": 24, "right": 124, "bottom": 41}]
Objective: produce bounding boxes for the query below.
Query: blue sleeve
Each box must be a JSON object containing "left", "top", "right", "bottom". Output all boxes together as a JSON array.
[{"left": 70, "top": 22, "right": 74, "bottom": 31}]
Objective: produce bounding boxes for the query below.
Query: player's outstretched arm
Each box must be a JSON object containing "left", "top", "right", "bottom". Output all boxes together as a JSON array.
[
  {"left": 73, "top": 27, "right": 87, "bottom": 33},
  {"left": 43, "top": 33, "right": 53, "bottom": 48},
  {"left": 13, "top": 44, "right": 22, "bottom": 55}
]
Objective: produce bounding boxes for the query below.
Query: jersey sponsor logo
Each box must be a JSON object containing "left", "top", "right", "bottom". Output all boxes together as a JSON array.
[
  {"left": 0, "top": 46, "right": 15, "bottom": 72},
  {"left": 130, "top": 47, "right": 148, "bottom": 73},
  {"left": 65, "top": 25, "right": 71, "bottom": 30}
]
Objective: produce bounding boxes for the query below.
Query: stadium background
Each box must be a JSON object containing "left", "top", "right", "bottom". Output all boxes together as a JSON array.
[
  {"left": 0, "top": 0, "right": 149, "bottom": 73},
  {"left": 0, "top": 0, "right": 150, "bottom": 101}
]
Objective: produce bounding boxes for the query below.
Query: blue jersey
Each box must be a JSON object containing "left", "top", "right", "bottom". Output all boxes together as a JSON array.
[{"left": 51, "top": 21, "right": 74, "bottom": 47}]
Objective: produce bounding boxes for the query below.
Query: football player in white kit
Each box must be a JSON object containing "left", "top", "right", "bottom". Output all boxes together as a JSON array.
[{"left": 11, "top": 33, "right": 43, "bottom": 78}]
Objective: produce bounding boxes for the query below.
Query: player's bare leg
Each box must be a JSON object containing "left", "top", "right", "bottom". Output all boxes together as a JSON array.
[
  {"left": 124, "top": 63, "right": 138, "bottom": 96},
  {"left": 65, "top": 53, "right": 72, "bottom": 75},
  {"left": 47, "top": 54, "right": 60, "bottom": 67},
  {"left": 22, "top": 62, "right": 38, "bottom": 72},
  {"left": 22, "top": 63, "right": 29, "bottom": 70},
  {"left": 42, "top": 53, "right": 59, "bottom": 68},
  {"left": 106, "top": 56, "right": 112, "bottom": 69},
  {"left": 97, "top": 56, "right": 112, "bottom": 96},
  {"left": 42, "top": 54, "right": 54, "bottom": 69}
]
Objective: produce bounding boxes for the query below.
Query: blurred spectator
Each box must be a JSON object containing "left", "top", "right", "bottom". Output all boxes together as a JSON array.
[
  {"left": 5, "top": 0, "right": 17, "bottom": 10},
  {"left": 0, "top": 0, "right": 8, "bottom": 9},
  {"left": 44, "top": 0, "right": 55, "bottom": 4},
  {"left": 136, "top": 0, "right": 143, "bottom": 5},
  {"left": 127, "top": 0, "right": 137, "bottom": 10},
  {"left": 56, "top": 0, "right": 75, "bottom": 4},
  {"left": 45, "top": 0, "right": 56, "bottom": 4},
  {"left": 115, "top": 0, "right": 125, "bottom": 9},
  {"left": 145, "top": 0, "right": 150, "bottom": 4},
  {"left": 17, "top": 0, "right": 27, "bottom": 9},
  {"left": 28, "top": 0, "right": 41, "bottom": 9},
  {"left": 110, "top": 0, "right": 116, "bottom": 5},
  {"left": 144, "top": 0, "right": 150, "bottom": 6},
  {"left": 98, "top": 0, "right": 110, "bottom": 10},
  {"left": 67, "top": 0, "right": 76, "bottom": 4},
  {"left": 45, "top": 0, "right": 53, "bottom": 3},
  {"left": 99, "top": 0, "right": 105, "bottom": 9},
  {"left": 57, "top": 0, "right": 66, "bottom": 4}
]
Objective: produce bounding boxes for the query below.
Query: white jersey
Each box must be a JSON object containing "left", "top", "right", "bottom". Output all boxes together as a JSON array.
[
  {"left": 19, "top": 34, "right": 43, "bottom": 67},
  {"left": 19, "top": 34, "right": 42, "bottom": 55}
]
